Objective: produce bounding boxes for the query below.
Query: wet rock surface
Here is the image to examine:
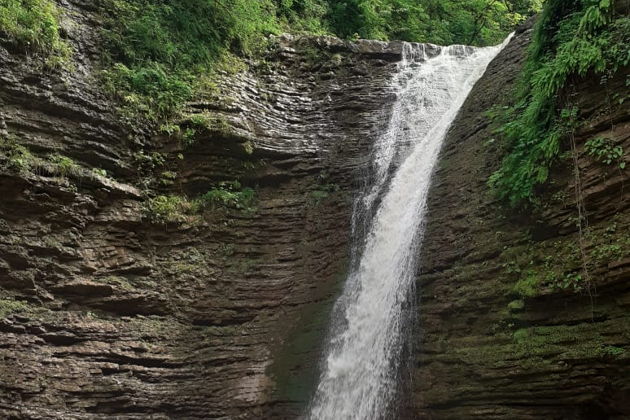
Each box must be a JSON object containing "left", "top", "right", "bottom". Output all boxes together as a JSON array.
[{"left": 412, "top": 20, "right": 630, "bottom": 419}]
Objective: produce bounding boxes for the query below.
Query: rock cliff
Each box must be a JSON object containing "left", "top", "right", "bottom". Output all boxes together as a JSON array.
[
  {"left": 1, "top": 3, "right": 628, "bottom": 419},
  {"left": 0, "top": 2, "right": 407, "bottom": 418},
  {"left": 413, "top": 18, "right": 630, "bottom": 420}
]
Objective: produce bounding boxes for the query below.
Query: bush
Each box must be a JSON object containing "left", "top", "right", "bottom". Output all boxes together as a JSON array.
[
  {"left": 0, "top": 135, "right": 37, "bottom": 172},
  {"left": 585, "top": 136, "right": 625, "bottom": 168},
  {"left": 198, "top": 181, "right": 255, "bottom": 211},
  {"left": 144, "top": 181, "right": 256, "bottom": 224},
  {"left": 48, "top": 153, "right": 79, "bottom": 177},
  {"left": 489, "top": 1, "right": 629, "bottom": 206},
  {"left": 0, "top": 0, "right": 71, "bottom": 63},
  {"left": 99, "top": 0, "right": 280, "bottom": 120},
  {"left": 144, "top": 195, "right": 198, "bottom": 224},
  {"left": 99, "top": 0, "right": 540, "bottom": 121}
]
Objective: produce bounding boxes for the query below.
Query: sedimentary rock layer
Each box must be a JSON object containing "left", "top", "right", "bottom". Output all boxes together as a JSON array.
[
  {"left": 0, "top": 3, "right": 407, "bottom": 417},
  {"left": 413, "top": 19, "right": 630, "bottom": 420}
]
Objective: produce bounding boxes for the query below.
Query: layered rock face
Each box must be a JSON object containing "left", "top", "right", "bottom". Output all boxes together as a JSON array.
[
  {"left": 413, "top": 19, "right": 630, "bottom": 420},
  {"left": 2, "top": 3, "right": 629, "bottom": 419},
  {"left": 0, "top": 2, "right": 411, "bottom": 418}
]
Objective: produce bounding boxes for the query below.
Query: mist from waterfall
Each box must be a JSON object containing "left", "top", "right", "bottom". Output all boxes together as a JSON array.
[{"left": 308, "top": 36, "right": 512, "bottom": 420}]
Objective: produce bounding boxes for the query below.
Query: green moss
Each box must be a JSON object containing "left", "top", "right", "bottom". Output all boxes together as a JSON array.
[
  {"left": 198, "top": 181, "right": 256, "bottom": 212},
  {"left": 181, "top": 113, "right": 234, "bottom": 146},
  {"left": 97, "top": 275, "right": 134, "bottom": 290},
  {"left": 308, "top": 183, "right": 340, "bottom": 206},
  {"left": 513, "top": 273, "right": 539, "bottom": 298},
  {"left": 512, "top": 328, "right": 529, "bottom": 343},
  {"left": 0, "top": 135, "right": 39, "bottom": 172},
  {"left": 507, "top": 299, "right": 525, "bottom": 312},
  {"left": 0, "top": 298, "right": 30, "bottom": 319},
  {"left": 48, "top": 153, "right": 79, "bottom": 177},
  {"left": 0, "top": 0, "right": 71, "bottom": 64},
  {"left": 144, "top": 181, "right": 256, "bottom": 224},
  {"left": 133, "top": 150, "right": 166, "bottom": 172},
  {"left": 144, "top": 195, "right": 199, "bottom": 224}
]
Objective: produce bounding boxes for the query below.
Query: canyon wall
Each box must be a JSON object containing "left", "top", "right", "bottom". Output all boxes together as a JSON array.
[
  {"left": 413, "top": 18, "right": 630, "bottom": 420},
  {"left": 0, "top": 2, "right": 408, "bottom": 417},
  {"left": 1, "top": 2, "right": 629, "bottom": 419}
]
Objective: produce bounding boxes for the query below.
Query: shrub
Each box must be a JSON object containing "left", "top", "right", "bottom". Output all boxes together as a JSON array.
[
  {"left": 144, "top": 194, "right": 198, "bottom": 224},
  {"left": 0, "top": 135, "right": 37, "bottom": 172},
  {"left": 48, "top": 153, "right": 79, "bottom": 177},
  {"left": 198, "top": 181, "right": 255, "bottom": 211},
  {"left": 99, "top": 0, "right": 280, "bottom": 120},
  {"left": 585, "top": 136, "right": 625, "bottom": 168},
  {"left": 0, "top": 298, "right": 30, "bottom": 319},
  {"left": 0, "top": 0, "right": 71, "bottom": 63},
  {"left": 144, "top": 181, "right": 256, "bottom": 224},
  {"left": 489, "top": 1, "right": 629, "bottom": 206}
]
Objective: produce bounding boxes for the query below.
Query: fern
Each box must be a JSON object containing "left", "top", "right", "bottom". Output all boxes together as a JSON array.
[{"left": 489, "top": 0, "right": 628, "bottom": 206}]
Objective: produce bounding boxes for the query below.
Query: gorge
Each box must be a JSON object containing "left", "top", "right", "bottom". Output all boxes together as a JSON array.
[{"left": 1, "top": 1, "right": 629, "bottom": 419}]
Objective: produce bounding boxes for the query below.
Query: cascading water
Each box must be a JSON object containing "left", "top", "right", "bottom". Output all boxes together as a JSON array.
[{"left": 308, "top": 36, "right": 512, "bottom": 420}]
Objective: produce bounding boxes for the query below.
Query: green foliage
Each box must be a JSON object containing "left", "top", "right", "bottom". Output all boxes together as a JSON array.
[
  {"left": 327, "top": 0, "right": 540, "bottom": 46},
  {"left": 489, "top": 0, "right": 629, "bottom": 206},
  {"left": 99, "top": 0, "right": 280, "bottom": 119},
  {"left": 144, "top": 181, "right": 256, "bottom": 224},
  {"left": 101, "top": 62, "right": 194, "bottom": 120},
  {"left": 198, "top": 181, "right": 256, "bottom": 211},
  {"left": 0, "top": 135, "right": 37, "bottom": 172},
  {"left": 144, "top": 195, "right": 198, "bottom": 224},
  {"left": 92, "top": 167, "right": 108, "bottom": 178},
  {"left": 99, "top": 0, "right": 538, "bottom": 120},
  {"left": 133, "top": 150, "right": 166, "bottom": 172},
  {"left": 507, "top": 299, "right": 525, "bottom": 311},
  {"left": 48, "top": 153, "right": 79, "bottom": 177},
  {"left": 1, "top": 137, "right": 82, "bottom": 178},
  {"left": 0, "top": 0, "right": 71, "bottom": 64},
  {"left": 309, "top": 182, "right": 339, "bottom": 205},
  {"left": 97, "top": 275, "right": 133, "bottom": 290},
  {"left": 275, "top": 0, "right": 330, "bottom": 34},
  {"left": 585, "top": 136, "right": 625, "bottom": 168},
  {"left": 506, "top": 220, "right": 630, "bottom": 298},
  {"left": 182, "top": 113, "right": 232, "bottom": 147},
  {"left": 159, "top": 170, "right": 177, "bottom": 186},
  {"left": 0, "top": 298, "right": 29, "bottom": 319},
  {"left": 602, "top": 345, "right": 625, "bottom": 357}
]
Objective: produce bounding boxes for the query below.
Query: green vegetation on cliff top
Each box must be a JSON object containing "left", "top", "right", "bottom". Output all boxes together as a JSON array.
[
  {"left": 1, "top": 0, "right": 541, "bottom": 120},
  {"left": 96, "top": 0, "right": 541, "bottom": 120}
]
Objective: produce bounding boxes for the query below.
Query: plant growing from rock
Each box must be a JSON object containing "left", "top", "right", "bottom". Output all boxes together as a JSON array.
[
  {"left": 584, "top": 136, "right": 625, "bottom": 168},
  {"left": 0, "top": 0, "right": 71, "bottom": 67},
  {"left": 198, "top": 181, "right": 256, "bottom": 212},
  {"left": 489, "top": 1, "right": 629, "bottom": 206},
  {"left": 48, "top": 153, "right": 79, "bottom": 177}
]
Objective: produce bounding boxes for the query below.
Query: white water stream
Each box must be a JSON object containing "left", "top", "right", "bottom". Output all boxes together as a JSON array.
[{"left": 308, "top": 36, "right": 512, "bottom": 420}]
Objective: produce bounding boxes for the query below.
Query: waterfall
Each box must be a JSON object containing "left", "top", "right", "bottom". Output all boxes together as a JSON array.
[{"left": 307, "top": 36, "right": 512, "bottom": 420}]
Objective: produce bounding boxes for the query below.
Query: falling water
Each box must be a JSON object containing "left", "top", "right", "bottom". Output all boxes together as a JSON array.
[{"left": 308, "top": 36, "right": 512, "bottom": 420}]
